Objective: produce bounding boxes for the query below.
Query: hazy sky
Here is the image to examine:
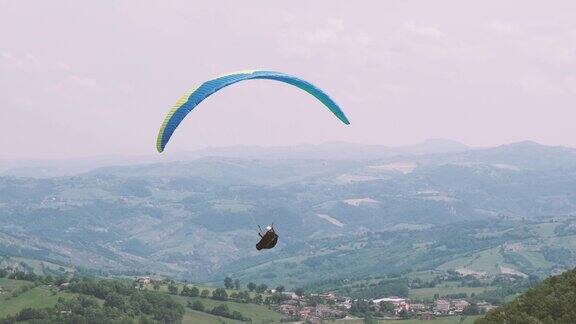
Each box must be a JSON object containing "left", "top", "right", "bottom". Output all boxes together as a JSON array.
[{"left": 1, "top": 0, "right": 575, "bottom": 159}]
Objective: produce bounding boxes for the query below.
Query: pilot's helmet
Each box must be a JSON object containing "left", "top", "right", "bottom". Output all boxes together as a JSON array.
[{"left": 265, "top": 226, "right": 272, "bottom": 231}]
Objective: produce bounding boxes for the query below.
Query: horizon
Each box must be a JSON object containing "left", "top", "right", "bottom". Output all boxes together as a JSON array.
[
  {"left": 2, "top": 1, "right": 576, "bottom": 159},
  {"left": 0, "top": 138, "right": 569, "bottom": 163}
]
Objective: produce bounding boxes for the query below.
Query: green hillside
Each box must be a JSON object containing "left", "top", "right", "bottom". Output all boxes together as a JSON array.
[
  {"left": 0, "top": 278, "right": 78, "bottom": 318},
  {"left": 0, "top": 271, "right": 285, "bottom": 324},
  {"left": 477, "top": 268, "right": 576, "bottom": 323}
]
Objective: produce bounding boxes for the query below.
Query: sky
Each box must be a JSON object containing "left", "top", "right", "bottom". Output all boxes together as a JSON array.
[{"left": 1, "top": 0, "right": 575, "bottom": 159}]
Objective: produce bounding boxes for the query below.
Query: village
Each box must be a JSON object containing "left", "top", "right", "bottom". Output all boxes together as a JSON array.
[
  {"left": 134, "top": 275, "right": 499, "bottom": 323},
  {"left": 275, "top": 291, "right": 498, "bottom": 322}
]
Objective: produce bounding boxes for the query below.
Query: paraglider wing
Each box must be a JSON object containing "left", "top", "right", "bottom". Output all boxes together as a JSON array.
[{"left": 156, "top": 70, "right": 350, "bottom": 153}]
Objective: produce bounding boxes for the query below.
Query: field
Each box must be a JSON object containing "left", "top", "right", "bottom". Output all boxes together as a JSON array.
[
  {"left": 0, "top": 279, "right": 76, "bottom": 317},
  {"left": 173, "top": 295, "right": 283, "bottom": 323},
  {"left": 145, "top": 283, "right": 284, "bottom": 323},
  {"left": 183, "top": 309, "right": 243, "bottom": 324},
  {"left": 0, "top": 278, "right": 282, "bottom": 323},
  {"left": 409, "top": 281, "right": 495, "bottom": 300}
]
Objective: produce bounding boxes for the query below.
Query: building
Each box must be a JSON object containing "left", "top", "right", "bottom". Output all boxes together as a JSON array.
[
  {"left": 434, "top": 299, "right": 450, "bottom": 314},
  {"left": 279, "top": 304, "right": 298, "bottom": 316},
  {"left": 477, "top": 302, "right": 498, "bottom": 314},
  {"left": 410, "top": 303, "right": 428, "bottom": 312},
  {"left": 135, "top": 276, "right": 151, "bottom": 285},
  {"left": 373, "top": 297, "right": 406, "bottom": 305},
  {"left": 283, "top": 291, "right": 301, "bottom": 300},
  {"left": 373, "top": 297, "right": 410, "bottom": 314},
  {"left": 314, "top": 304, "right": 344, "bottom": 319},
  {"left": 453, "top": 299, "right": 470, "bottom": 313},
  {"left": 338, "top": 298, "right": 352, "bottom": 310},
  {"left": 319, "top": 293, "right": 337, "bottom": 302}
]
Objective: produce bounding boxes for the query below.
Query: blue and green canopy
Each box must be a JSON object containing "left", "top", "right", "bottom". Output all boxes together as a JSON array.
[{"left": 156, "top": 70, "right": 349, "bottom": 152}]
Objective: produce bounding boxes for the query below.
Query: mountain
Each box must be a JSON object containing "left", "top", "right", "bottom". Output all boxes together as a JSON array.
[
  {"left": 393, "top": 138, "right": 470, "bottom": 155},
  {"left": 1, "top": 141, "right": 576, "bottom": 286},
  {"left": 477, "top": 267, "right": 576, "bottom": 323},
  {"left": 193, "top": 139, "right": 469, "bottom": 160},
  {"left": 0, "top": 139, "right": 469, "bottom": 178}
]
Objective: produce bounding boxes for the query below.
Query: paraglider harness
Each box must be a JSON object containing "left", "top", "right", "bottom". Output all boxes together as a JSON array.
[{"left": 256, "top": 224, "right": 278, "bottom": 250}]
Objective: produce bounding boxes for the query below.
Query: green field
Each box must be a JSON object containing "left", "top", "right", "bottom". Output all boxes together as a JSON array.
[
  {"left": 532, "top": 223, "right": 557, "bottom": 238},
  {"left": 0, "top": 282, "right": 77, "bottom": 317},
  {"left": 183, "top": 309, "right": 243, "bottom": 324},
  {"left": 0, "top": 278, "right": 32, "bottom": 292},
  {"left": 173, "top": 295, "right": 283, "bottom": 324},
  {"left": 134, "top": 283, "right": 284, "bottom": 323},
  {"left": 409, "top": 281, "right": 495, "bottom": 300},
  {"left": 438, "top": 247, "right": 503, "bottom": 274}
]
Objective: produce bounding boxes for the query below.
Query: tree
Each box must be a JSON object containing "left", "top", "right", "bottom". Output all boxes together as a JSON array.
[
  {"left": 168, "top": 283, "right": 178, "bottom": 295},
  {"left": 237, "top": 291, "right": 250, "bottom": 303},
  {"left": 363, "top": 312, "right": 377, "bottom": 324},
  {"left": 462, "top": 302, "right": 480, "bottom": 315},
  {"left": 255, "top": 283, "right": 268, "bottom": 293},
  {"left": 234, "top": 279, "right": 241, "bottom": 290},
  {"left": 294, "top": 288, "right": 304, "bottom": 297},
  {"left": 211, "top": 304, "right": 231, "bottom": 317},
  {"left": 153, "top": 283, "right": 160, "bottom": 291},
  {"left": 180, "top": 285, "right": 199, "bottom": 297},
  {"left": 17, "top": 308, "right": 48, "bottom": 321},
  {"left": 212, "top": 288, "right": 228, "bottom": 301},
  {"left": 379, "top": 301, "right": 395, "bottom": 314},
  {"left": 189, "top": 286, "right": 199, "bottom": 297},
  {"left": 104, "top": 292, "right": 126, "bottom": 310},
  {"left": 247, "top": 282, "right": 256, "bottom": 292},
  {"left": 200, "top": 289, "right": 210, "bottom": 298},
  {"left": 271, "top": 292, "right": 290, "bottom": 304},
  {"left": 398, "top": 308, "right": 410, "bottom": 319},
  {"left": 232, "top": 310, "right": 246, "bottom": 320},
  {"left": 189, "top": 300, "right": 205, "bottom": 312},
  {"left": 224, "top": 277, "right": 234, "bottom": 289},
  {"left": 253, "top": 294, "right": 263, "bottom": 304},
  {"left": 275, "top": 285, "right": 285, "bottom": 293},
  {"left": 180, "top": 285, "right": 191, "bottom": 296}
]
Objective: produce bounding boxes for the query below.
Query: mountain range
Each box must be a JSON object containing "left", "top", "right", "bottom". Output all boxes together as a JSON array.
[{"left": 1, "top": 140, "right": 576, "bottom": 287}]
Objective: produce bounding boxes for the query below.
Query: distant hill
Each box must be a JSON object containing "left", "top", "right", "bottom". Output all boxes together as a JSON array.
[
  {"left": 2, "top": 141, "right": 576, "bottom": 286},
  {"left": 393, "top": 138, "right": 470, "bottom": 155},
  {"left": 477, "top": 267, "right": 576, "bottom": 323},
  {"left": 191, "top": 139, "right": 470, "bottom": 160},
  {"left": 0, "top": 139, "right": 470, "bottom": 178}
]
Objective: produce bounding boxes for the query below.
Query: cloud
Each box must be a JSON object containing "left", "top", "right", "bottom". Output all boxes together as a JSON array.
[
  {"left": 485, "top": 21, "right": 518, "bottom": 35},
  {"left": 513, "top": 73, "right": 576, "bottom": 96},
  {"left": 0, "top": 51, "right": 41, "bottom": 71},
  {"left": 403, "top": 22, "right": 445, "bottom": 38},
  {"left": 0, "top": 51, "right": 71, "bottom": 72},
  {"left": 534, "top": 29, "right": 576, "bottom": 67},
  {"left": 48, "top": 75, "right": 101, "bottom": 99}
]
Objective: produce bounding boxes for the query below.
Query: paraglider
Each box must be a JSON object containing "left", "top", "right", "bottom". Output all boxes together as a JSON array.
[
  {"left": 156, "top": 70, "right": 350, "bottom": 250},
  {"left": 156, "top": 70, "right": 350, "bottom": 153},
  {"left": 256, "top": 224, "right": 279, "bottom": 250}
]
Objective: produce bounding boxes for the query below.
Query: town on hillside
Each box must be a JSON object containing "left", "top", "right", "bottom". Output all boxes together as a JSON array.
[{"left": 132, "top": 273, "right": 502, "bottom": 323}]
